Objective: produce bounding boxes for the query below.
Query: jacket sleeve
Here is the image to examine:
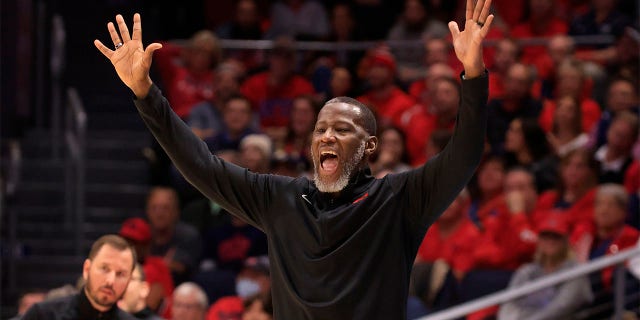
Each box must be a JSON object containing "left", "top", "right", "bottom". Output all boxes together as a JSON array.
[
  {"left": 134, "top": 85, "right": 292, "bottom": 230},
  {"left": 525, "top": 275, "right": 593, "bottom": 320},
  {"left": 398, "top": 72, "right": 488, "bottom": 229}
]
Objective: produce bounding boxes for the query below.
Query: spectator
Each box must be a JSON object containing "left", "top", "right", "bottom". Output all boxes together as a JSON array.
[
  {"left": 204, "top": 94, "right": 257, "bottom": 153},
  {"left": 401, "top": 76, "right": 459, "bottom": 165},
  {"left": 242, "top": 293, "right": 273, "bottom": 320},
  {"left": 146, "top": 187, "right": 202, "bottom": 284},
  {"left": 369, "top": 126, "right": 412, "bottom": 177},
  {"left": 407, "top": 62, "right": 455, "bottom": 102},
  {"left": 468, "top": 156, "right": 506, "bottom": 228},
  {"left": 546, "top": 95, "right": 590, "bottom": 157},
  {"left": 8, "top": 291, "right": 46, "bottom": 320},
  {"left": 539, "top": 59, "right": 602, "bottom": 134},
  {"left": 206, "top": 257, "right": 272, "bottom": 320},
  {"left": 486, "top": 63, "right": 543, "bottom": 154},
  {"left": 571, "top": 184, "right": 639, "bottom": 288},
  {"left": 387, "top": 0, "right": 448, "bottom": 83},
  {"left": 416, "top": 189, "right": 480, "bottom": 280},
  {"left": 240, "top": 37, "right": 315, "bottom": 139},
  {"left": 357, "top": 46, "right": 415, "bottom": 128},
  {"left": 327, "top": 67, "right": 354, "bottom": 99},
  {"left": 425, "top": 130, "right": 452, "bottom": 161},
  {"left": 538, "top": 35, "right": 577, "bottom": 98},
  {"left": 594, "top": 111, "right": 639, "bottom": 184},
  {"left": 326, "top": 4, "right": 364, "bottom": 72},
  {"left": 590, "top": 77, "right": 639, "bottom": 149},
  {"left": 21, "top": 235, "right": 137, "bottom": 319},
  {"left": 154, "top": 30, "right": 222, "bottom": 119},
  {"left": 239, "top": 134, "right": 273, "bottom": 174},
  {"left": 504, "top": 118, "right": 558, "bottom": 192},
  {"left": 498, "top": 218, "right": 593, "bottom": 320},
  {"left": 569, "top": 0, "right": 632, "bottom": 41},
  {"left": 170, "top": 283, "right": 208, "bottom": 320},
  {"left": 423, "top": 37, "right": 458, "bottom": 72},
  {"left": 216, "top": 0, "right": 263, "bottom": 40},
  {"left": 119, "top": 218, "right": 174, "bottom": 312},
  {"left": 266, "top": 0, "right": 329, "bottom": 40},
  {"left": 536, "top": 148, "right": 599, "bottom": 231},
  {"left": 488, "top": 38, "right": 522, "bottom": 100},
  {"left": 118, "top": 264, "right": 164, "bottom": 320},
  {"left": 188, "top": 63, "right": 244, "bottom": 141},
  {"left": 511, "top": 0, "right": 568, "bottom": 75},
  {"left": 277, "top": 95, "right": 319, "bottom": 172}
]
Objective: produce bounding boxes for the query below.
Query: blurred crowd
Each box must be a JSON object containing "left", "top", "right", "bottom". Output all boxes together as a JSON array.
[{"left": 12, "top": 0, "right": 640, "bottom": 319}]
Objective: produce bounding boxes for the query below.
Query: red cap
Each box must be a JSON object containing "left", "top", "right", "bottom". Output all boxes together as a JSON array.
[
  {"left": 537, "top": 217, "right": 569, "bottom": 236},
  {"left": 369, "top": 47, "right": 396, "bottom": 72},
  {"left": 119, "top": 217, "right": 151, "bottom": 243}
]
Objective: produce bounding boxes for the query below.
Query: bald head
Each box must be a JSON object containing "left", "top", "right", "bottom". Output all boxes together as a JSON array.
[{"left": 323, "top": 97, "right": 377, "bottom": 136}]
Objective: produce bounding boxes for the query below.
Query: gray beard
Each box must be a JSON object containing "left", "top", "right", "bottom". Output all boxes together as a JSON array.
[{"left": 313, "top": 141, "right": 366, "bottom": 193}]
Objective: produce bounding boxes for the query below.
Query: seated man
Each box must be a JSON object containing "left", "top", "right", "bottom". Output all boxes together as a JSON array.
[{"left": 118, "top": 263, "right": 164, "bottom": 320}]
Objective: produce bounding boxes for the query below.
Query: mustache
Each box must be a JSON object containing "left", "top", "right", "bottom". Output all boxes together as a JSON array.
[{"left": 99, "top": 285, "right": 115, "bottom": 295}]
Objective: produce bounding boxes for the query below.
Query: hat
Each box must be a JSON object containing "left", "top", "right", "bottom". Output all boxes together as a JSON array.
[
  {"left": 119, "top": 218, "right": 151, "bottom": 243},
  {"left": 243, "top": 256, "right": 270, "bottom": 276},
  {"left": 537, "top": 217, "right": 568, "bottom": 236},
  {"left": 241, "top": 134, "right": 273, "bottom": 159},
  {"left": 368, "top": 47, "right": 397, "bottom": 72}
]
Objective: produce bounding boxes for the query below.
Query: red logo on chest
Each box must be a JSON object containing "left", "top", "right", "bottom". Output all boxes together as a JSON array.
[{"left": 352, "top": 192, "right": 369, "bottom": 204}]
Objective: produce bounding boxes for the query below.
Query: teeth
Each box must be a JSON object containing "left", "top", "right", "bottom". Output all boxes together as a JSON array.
[{"left": 321, "top": 151, "right": 337, "bottom": 156}]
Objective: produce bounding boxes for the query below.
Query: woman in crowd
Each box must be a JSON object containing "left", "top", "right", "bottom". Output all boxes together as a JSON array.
[
  {"left": 546, "top": 95, "right": 589, "bottom": 157},
  {"left": 369, "top": 126, "right": 412, "bottom": 178}
]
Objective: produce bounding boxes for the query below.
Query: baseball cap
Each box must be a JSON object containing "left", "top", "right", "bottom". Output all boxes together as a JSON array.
[
  {"left": 537, "top": 217, "right": 569, "bottom": 236},
  {"left": 119, "top": 217, "right": 152, "bottom": 243},
  {"left": 243, "top": 256, "right": 270, "bottom": 277},
  {"left": 368, "top": 47, "right": 397, "bottom": 72}
]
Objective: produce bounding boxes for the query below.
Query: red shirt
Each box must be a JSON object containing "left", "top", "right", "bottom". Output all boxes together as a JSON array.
[
  {"left": 143, "top": 256, "right": 175, "bottom": 300},
  {"left": 398, "top": 104, "right": 456, "bottom": 166},
  {"left": 571, "top": 222, "right": 639, "bottom": 289},
  {"left": 417, "top": 218, "right": 481, "bottom": 273},
  {"left": 624, "top": 160, "right": 640, "bottom": 194},
  {"left": 240, "top": 72, "right": 314, "bottom": 128},
  {"left": 154, "top": 42, "right": 216, "bottom": 118},
  {"left": 534, "top": 188, "right": 597, "bottom": 232},
  {"left": 538, "top": 98, "right": 601, "bottom": 133},
  {"left": 206, "top": 296, "right": 244, "bottom": 320},
  {"left": 357, "top": 87, "right": 415, "bottom": 128},
  {"left": 511, "top": 19, "right": 568, "bottom": 76}
]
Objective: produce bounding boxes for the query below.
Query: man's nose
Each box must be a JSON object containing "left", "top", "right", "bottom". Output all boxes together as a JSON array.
[
  {"left": 321, "top": 128, "right": 337, "bottom": 142},
  {"left": 105, "top": 271, "right": 116, "bottom": 285}
]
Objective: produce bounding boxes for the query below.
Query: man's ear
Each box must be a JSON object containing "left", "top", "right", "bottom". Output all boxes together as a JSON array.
[
  {"left": 365, "top": 136, "right": 378, "bottom": 156},
  {"left": 82, "top": 259, "right": 91, "bottom": 281}
]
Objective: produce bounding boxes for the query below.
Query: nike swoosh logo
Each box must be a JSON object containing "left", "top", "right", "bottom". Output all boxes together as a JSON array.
[{"left": 301, "top": 194, "right": 312, "bottom": 204}]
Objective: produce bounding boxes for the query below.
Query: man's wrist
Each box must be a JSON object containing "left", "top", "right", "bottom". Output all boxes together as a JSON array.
[{"left": 462, "top": 64, "right": 486, "bottom": 79}]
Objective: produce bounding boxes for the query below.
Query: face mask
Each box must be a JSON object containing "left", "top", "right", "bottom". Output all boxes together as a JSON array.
[{"left": 235, "top": 278, "right": 261, "bottom": 299}]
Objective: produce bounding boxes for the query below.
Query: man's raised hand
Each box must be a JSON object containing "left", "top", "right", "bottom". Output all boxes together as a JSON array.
[
  {"left": 448, "top": 0, "right": 494, "bottom": 78},
  {"left": 94, "top": 13, "right": 162, "bottom": 98}
]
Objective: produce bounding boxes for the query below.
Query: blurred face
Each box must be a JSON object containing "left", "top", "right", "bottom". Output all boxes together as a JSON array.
[
  {"left": 439, "top": 193, "right": 468, "bottom": 223},
  {"left": 606, "top": 119, "right": 635, "bottom": 152},
  {"left": 237, "top": 0, "right": 258, "bottom": 27},
  {"left": 117, "top": 267, "right": 146, "bottom": 313},
  {"left": 538, "top": 233, "right": 566, "bottom": 259},
  {"left": 548, "top": 37, "right": 574, "bottom": 65},
  {"left": 504, "top": 171, "right": 538, "bottom": 212},
  {"left": 494, "top": 40, "right": 519, "bottom": 71},
  {"left": 83, "top": 245, "right": 134, "bottom": 312},
  {"left": 241, "top": 144, "right": 268, "bottom": 173},
  {"left": 291, "top": 98, "right": 316, "bottom": 135},
  {"left": 505, "top": 119, "right": 525, "bottom": 152},
  {"left": 216, "top": 71, "right": 240, "bottom": 101},
  {"left": 478, "top": 160, "right": 505, "bottom": 196},
  {"left": 330, "top": 68, "right": 352, "bottom": 97},
  {"left": 425, "top": 39, "right": 449, "bottom": 66},
  {"left": 607, "top": 80, "right": 637, "bottom": 113},
  {"left": 404, "top": 0, "right": 426, "bottom": 25},
  {"left": 504, "top": 64, "right": 531, "bottom": 99},
  {"left": 379, "top": 129, "right": 405, "bottom": 163},
  {"left": 312, "top": 103, "right": 374, "bottom": 193},
  {"left": 367, "top": 65, "right": 393, "bottom": 89},
  {"left": 172, "top": 292, "right": 205, "bottom": 320},
  {"left": 332, "top": 4, "right": 353, "bottom": 38},
  {"left": 594, "top": 193, "right": 626, "bottom": 230},
  {"left": 425, "top": 64, "right": 455, "bottom": 89},
  {"left": 554, "top": 96, "right": 579, "bottom": 128},
  {"left": 146, "top": 190, "right": 179, "bottom": 231},
  {"left": 556, "top": 67, "right": 583, "bottom": 97},
  {"left": 188, "top": 42, "right": 216, "bottom": 72},
  {"left": 561, "top": 153, "right": 592, "bottom": 189},
  {"left": 243, "top": 300, "right": 272, "bottom": 320},
  {"left": 224, "top": 98, "right": 252, "bottom": 133},
  {"left": 530, "top": 0, "right": 553, "bottom": 18},
  {"left": 432, "top": 80, "right": 460, "bottom": 116},
  {"left": 269, "top": 54, "right": 293, "bottom": 80}
]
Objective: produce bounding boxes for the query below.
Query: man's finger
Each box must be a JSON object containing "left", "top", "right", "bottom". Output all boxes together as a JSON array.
[
  {"left": 107, "top": 21, "right": 122, "bottom": 46},
  {"left": 116, "top": 14, "right": 131, "bottom": 42},
  {"left": 132, "top": 13, "right": 142, "bottom": 41},
  {"left": 143, "top": 42, "right": 163, "bottom": 66},
  {"left": 473, "top": 0, "right": 485, "bottom": 21},
  {"left": 466, "top": 0, "right": 473, "bottom": 20},
  {"left": 480, "top": 14, "right": 495, "bottom": 37},
  {"left": 448, "top": 21, "right": 461, "bottom": 39},
  {"left": 478, "top": 0, "right": 492, "bottom": 23},
  {"left": 94, "top": 39, "right": 114, "bottom": 59}
]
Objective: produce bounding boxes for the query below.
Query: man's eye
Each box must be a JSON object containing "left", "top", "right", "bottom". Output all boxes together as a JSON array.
[{"left": 315, "top": 128, "right": 326, "bottom": 133}]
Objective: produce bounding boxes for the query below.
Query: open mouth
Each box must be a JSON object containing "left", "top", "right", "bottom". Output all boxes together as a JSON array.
[{"left": 320, "top": 151, "right": 339, "bottom": 175}]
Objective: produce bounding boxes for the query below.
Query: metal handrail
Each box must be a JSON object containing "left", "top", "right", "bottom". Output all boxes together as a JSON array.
[
  {"left": 64, "top": 87, "right": 86, "bottom": 256},
  {"left": 417, "top": 246, "right": 640, "bottom": 320}
]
